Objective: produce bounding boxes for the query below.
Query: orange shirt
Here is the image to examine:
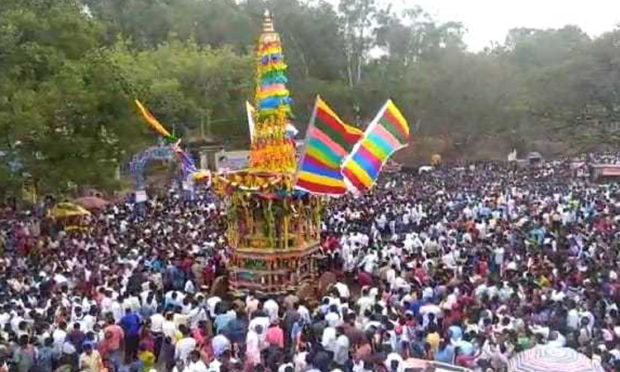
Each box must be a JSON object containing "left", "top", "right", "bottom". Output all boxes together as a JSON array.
[{"left": 103, "top": 324, "right": 125, "bottom": 351}]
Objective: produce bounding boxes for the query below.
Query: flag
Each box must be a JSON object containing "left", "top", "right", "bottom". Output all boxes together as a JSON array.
[
  {"left": 247, "top": 101, "right": 298, "bottom": 142},
  {"left": 285, "top": 123, "right": 299, "bottom": 138},
  {"left": 342, "top": 100, "right": 410, "bottom": 194},
  {"left": 246, "top": 101, "right": 255, "bottom": 140},
  {"left": 294, "top": 96, "right": 363, "bottom": 195},
  {"left": 508, "top": 149, "right": 517, "bottom": 162},
  {"left": 134, "top": 99, "right": 177, "bottom": 142}
]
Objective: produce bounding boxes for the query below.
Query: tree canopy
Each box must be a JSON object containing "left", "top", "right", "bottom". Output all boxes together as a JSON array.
[{"left": 1, "top": 0, "right": 620, "bottom": 195}]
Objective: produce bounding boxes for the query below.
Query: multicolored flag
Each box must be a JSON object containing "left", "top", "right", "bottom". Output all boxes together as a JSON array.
[
  {"left": 342, "top": 100, "right": 410, "bottom": 194},
  {"left": 294, "top": 96, "right": 364, "bottom": 195}
]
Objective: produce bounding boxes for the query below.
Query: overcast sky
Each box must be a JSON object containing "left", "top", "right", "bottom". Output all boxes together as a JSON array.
[{"left": 330, "top": 0, "right": 620, "bottom": 51}]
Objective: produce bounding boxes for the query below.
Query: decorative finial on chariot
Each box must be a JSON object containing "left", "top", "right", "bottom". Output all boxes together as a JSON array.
[{"left": 263, "top": 9, "right": 274, "bottom": 32}]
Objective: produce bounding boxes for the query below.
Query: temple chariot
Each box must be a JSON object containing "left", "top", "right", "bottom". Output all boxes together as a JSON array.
[{"left": 213, "top": 11, "right": 321, "bottom": 296}]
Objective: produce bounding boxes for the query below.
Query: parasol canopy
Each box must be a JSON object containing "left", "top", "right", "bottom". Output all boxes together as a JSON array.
[
  {"left": 508, "top": 347, "right": 604, "bottom": 372},
  {"left": 49, "top": 202, "right": 91, "bottom": 219},
  {"left": 74, "top": 196, "right": 109, "bottom": 210},
  {"left": 191, "top": 169, "right": 212, "bottom": 184}
]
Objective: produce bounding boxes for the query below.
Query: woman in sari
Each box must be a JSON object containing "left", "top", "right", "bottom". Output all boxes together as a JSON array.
[
  {"left": 192, "top": 321, "right": 214, "bottom": 364},
  {"left": 139, "top": 319, "right": 155, "bottom": 353}
]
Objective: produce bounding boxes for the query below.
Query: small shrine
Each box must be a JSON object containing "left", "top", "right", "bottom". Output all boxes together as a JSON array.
[
  {"left": 185, "top": 135, "right": 224, "bottom": 171},
  {"left": 213, "top": 11, "right": 321, "bottom": 295}
]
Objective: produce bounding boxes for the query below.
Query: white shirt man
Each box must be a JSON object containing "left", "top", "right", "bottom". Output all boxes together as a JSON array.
[
  {"left": 419, "top": 303, "right": 442, "bottom": 328},
  {"left": 186, "top": 359, "right": 209, "bottom": 372},
  {"left": 10, "top": 314, "right": 24, "bottom": 334},
  {"left": 188, "top": 306, "right": 208, "bottom": 330},
  {"left": 245, "top": 327, "right": 262, "bottom": 366},
  {"left": 249, "top": 316, "right": 270, "bottom": 346},
  {"left": 0, "top": 310, "right": 10, "bottom": 328},
  {"left": 357, "top": 293, "right": 375, "bottom": 316},
  {"left": 81, "top": 313, "right": 97, "bottom": 332},
  {"left": 325, "top": 311, "right": 342, "bottom": 328},
  {"left": 150, "top": 312, "right": 165, "bottom": 334},
  {"left": 175, "top": 336, "right": 197, "bottom": 363},
  {"left": 494, "top": 247, "right": 505, "bottom": 266},
  {"left": 206, "top": 296, "right": 221, "bottom": 319},
  {"left": 334, "top": 333, "right": 350, "bottom": 366},
  {"left": 52, "top": 327, "right": 67, "bottom": 353},
  {"left": 333, "top": 282, "right": 350, "bottom": 299},
  {"left": 384, "top": 352, "right": 404, "bottom": 372},
  {"left": 123, "top": 295, "right": 141, "bottom": 313},
  {"left": 263, "top": 299, "right": 279, "bottom": 322},
  {"left": 360, "top": 252, "right": 378, "bottom": 274},
  {"left": 377, "top": 215, "right": 387, "bottom": 230},
  {"left": 321, "top": 326, "right": 337, "bottom": 353},
  {"left": 110, "top": 299, "right": 122, "bottom": 323},
  {"left": 162, "top": 317, "right": 177, "bottom": 342}
]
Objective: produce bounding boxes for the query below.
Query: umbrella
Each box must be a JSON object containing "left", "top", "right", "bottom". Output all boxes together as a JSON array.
[
  {"left": 508, "top": 347, "right": 604, "bottom": 372},
  {"left": 74, "top": 196, "right": 109, "bottom": 210},
  {"left": 403, "top": 358, "right": 430, "bottom": 369},
  {"left": 49, "top": 202, "right": 91, "bottom": 219}
]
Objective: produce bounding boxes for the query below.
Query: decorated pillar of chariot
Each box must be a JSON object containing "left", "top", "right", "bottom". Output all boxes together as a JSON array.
[{"left": 214, "top": 11, "right": 321, "bottom": 295}]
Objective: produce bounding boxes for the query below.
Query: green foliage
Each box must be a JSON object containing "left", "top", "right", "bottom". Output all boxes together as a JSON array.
[
  {"left": 1, "top": 0, "right": 620, "bottom": 196},
  {"left": 106, "top": 39, "right": 253, "bottom": 140}
]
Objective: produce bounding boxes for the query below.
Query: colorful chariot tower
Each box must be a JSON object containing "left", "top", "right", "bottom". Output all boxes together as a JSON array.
[{"left": 214, "top": 11, "right": 321, "bottom": 295}]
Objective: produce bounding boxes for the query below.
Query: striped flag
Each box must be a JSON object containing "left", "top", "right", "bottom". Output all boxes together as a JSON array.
[
  {"left": 294, "top": 96, "right": 363, "bottom": 195},
  {"left": 342, "top": 100, "right": 410, "bottom": 194}
]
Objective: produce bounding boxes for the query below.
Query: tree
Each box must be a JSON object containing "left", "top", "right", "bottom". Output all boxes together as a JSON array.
[
  {"left": 4, "top": 0, "right": 620, "bottom": 195},
  {"left": 339, "top": 0, "right": 378, "bottom": 89},
  {"left": 0, "top": 0, "right": 132, "bottom": 193},
  {"left": 106, "top": 39, "right": 253, "bottom": 143}
]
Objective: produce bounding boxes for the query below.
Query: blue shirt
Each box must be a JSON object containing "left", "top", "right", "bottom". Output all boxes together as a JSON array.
[
  {"left": 435, "top": 345, "right": 455, "bottom": 364},
  {"left": 120, "top": 312, "right": 141, "bottom": 337},
  {"left": 448, "top": 325, "right": 463, "bottom": 341},
  {"left": 456, "top": 340, "right": 474, "bottom": 356},
  {"left": 214, "top": 312, "right": 235, "bottom": 334},
  {"left": 409, "top": 300, "right": 422, "bottom": 316}
]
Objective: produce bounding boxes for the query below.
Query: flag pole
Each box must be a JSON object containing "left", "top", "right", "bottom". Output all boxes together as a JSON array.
[{"left": 292, "top": 95, "right": 320, "bottom": 187}]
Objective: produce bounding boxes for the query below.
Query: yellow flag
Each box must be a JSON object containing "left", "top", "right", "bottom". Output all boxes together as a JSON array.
[{"left": 134, "top": 99, "right": 173, "bottom": 138}]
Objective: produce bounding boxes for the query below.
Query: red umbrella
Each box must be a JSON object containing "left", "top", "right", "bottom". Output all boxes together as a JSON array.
[{"left": 74, "top": 196, "right": 109, "bottom": 211}]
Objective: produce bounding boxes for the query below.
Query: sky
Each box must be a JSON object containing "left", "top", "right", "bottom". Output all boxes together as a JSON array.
[{"left": 330, "top": 0, "right": 620, "bottom": 51}]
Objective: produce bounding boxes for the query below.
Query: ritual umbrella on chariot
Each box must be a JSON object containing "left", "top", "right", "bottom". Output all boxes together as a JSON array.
[
  {"left": 507, "top": 346, "right": 604, "bottom": 372},
  {"left": 74, "top": 196, "right": 109, "bottom": 211},
  {"left": 48, "top": 202, "right": 91, "bottom": 232}
]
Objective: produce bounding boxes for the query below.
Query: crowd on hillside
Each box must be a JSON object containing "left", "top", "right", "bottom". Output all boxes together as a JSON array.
[{"left": 0, "top": 156, "right": 619, "bottom": 372}]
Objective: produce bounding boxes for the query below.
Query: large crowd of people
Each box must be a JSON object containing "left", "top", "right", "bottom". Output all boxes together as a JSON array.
[{"left": 0, "top": 156, "right": 619, "bottom": 372}]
